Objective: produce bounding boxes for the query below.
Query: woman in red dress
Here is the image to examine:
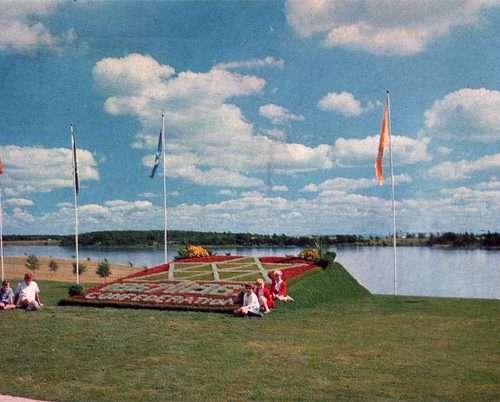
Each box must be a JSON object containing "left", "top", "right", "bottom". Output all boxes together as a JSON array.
[
  {"left": 255, "top": 278, "right": 275, "bottom": 313},
  {"left": 270, "top": 270, "right": 295, "bottom": 302}
]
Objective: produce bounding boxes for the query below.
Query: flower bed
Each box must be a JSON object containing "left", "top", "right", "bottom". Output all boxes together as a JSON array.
[{"left": 60, "top": 256, "right": 319, "bottom": 312}]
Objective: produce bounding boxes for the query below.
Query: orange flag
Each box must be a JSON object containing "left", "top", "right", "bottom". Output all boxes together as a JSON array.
[
  {"left": 375, "top": 103, "right": 389, "bottom": 185},
  {"left": 0, "top": 155, "right": 3, "bottom": 175}
]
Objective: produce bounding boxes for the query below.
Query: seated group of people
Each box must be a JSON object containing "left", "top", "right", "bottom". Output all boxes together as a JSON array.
[
  {"left": 0, "top": 272, "right": 43, "bottom": 311},
  {"left": 234, "top": 269, "right": 294, "bottom": 317}
]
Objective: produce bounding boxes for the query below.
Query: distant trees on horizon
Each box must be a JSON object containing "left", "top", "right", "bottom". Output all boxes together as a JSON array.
[{"left": 5, "top": 230, "right": 498, "bottom": 248}]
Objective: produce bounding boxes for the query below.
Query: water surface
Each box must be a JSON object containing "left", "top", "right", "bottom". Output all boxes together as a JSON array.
[{"left": 3, "top": 245, "right": 498, "bottom": 299}]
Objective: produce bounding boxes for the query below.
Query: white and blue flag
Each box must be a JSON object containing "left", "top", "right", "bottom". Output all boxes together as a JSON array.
[{"left": 150, "top": 130, "right": 163, "bottom": 178}]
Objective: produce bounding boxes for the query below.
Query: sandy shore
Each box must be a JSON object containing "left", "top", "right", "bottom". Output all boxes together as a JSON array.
[{"left": 1, "top": 256, "right": 145, "bottom": 283}]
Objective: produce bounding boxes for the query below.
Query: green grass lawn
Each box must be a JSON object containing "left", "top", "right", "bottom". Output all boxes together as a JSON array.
[{"left": 1, "top": 263, "right": 499, "bottom": 401}]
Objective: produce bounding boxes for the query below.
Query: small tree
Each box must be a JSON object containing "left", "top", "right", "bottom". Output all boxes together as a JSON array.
[
  {"left": 48, "top": 256, "right": 59, "bottom": 272},
  {"left": 96, "top": 259, "right": 111, "bottom": 282},
  {"left": 68, "top": 284, "right": 85, "bottom": 296},
  {"left": 25, "top": 254, "right": 40, "bottom": 271},
  {"left": 72, "top": 262, "right": 87, "bottom": 276}
]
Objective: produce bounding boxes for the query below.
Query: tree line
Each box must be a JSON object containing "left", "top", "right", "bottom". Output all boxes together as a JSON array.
[{"left": 5, "top": 230, "right": 499, "bottom": 248}]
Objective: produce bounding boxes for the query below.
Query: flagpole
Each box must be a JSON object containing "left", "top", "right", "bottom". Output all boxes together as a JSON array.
[
  {"left": 386, "top": 91, "right": 398, "bottom": 295},
  {"left": 71, "top": 124, "right": 80, "bottom": 285},
  {"left": 161, "top": 113, "right": 168, "bottom": 264}
]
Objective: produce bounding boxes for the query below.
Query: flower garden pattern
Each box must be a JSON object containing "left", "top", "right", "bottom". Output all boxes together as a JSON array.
[{"left": 62, "top": 256, "right": 319, "bottom": 312}]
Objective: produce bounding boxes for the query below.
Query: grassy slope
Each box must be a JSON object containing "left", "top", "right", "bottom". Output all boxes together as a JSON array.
[{"left": 1, "top": 263, "right": 499, "bottom": 401}]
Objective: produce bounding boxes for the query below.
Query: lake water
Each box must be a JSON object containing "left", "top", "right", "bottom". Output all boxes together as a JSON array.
[{"left": 3, "top": 245, "right": 499, "bottom": 300}]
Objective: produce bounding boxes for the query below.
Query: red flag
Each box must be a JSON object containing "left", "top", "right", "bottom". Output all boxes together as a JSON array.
[
  {"left": 0, "top": 155, "right": 3, "bottom": 175},
  {"left": 375, "top": 103, "right": 390, "bottom": 185}
]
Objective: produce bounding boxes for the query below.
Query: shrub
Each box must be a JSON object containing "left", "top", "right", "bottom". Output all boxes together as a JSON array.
[
  {"left": 72, "top": 262, "right": 87, "bottom": 276},
  {"left": 68, "top": 284, "right": 85, "bottom": 296},
  {"left": 25, "top": 254, "right": 40, "bottom": 271},
  {"left": 315, "top": 251, "right": 337, "bottom": 269},
  {"left": 48, "top": 257, "right": 59, "bottom": 272},
  {"left": 96, "top": 259, "right": 111, "bottom": 282}
]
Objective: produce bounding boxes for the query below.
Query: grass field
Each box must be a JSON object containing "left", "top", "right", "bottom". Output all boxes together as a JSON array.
[
  {"left": 1, "top": 262, "right": 499, "bottom": 401},
  {"left": 2, "top": 256, "right": 143, "bottom": 283}
]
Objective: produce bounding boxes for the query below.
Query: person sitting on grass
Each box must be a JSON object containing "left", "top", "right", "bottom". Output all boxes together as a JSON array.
[
  {"left": 255, "top": 278, "right": 275, "bottom": 313},
  {"left": 234, "top": 283, "right": 261, "bottom": 317},
  {"left": 270, "top": 270, "right": 295, "bottom": 302},
  {"left": 14, "top": 272, "right": 43, "bottom": 311},
  {"left": 0, "top": 280, "right": 16, "bottom": 310}
]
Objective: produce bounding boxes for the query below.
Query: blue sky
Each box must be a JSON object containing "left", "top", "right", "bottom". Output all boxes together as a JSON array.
[{"left": 0, "top": 0, "right": 499, "bottom": 236}]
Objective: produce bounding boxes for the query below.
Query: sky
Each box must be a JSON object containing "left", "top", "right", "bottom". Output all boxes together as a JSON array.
[{"left": 0, "top": 0, "right": 499, "bottom": 236}]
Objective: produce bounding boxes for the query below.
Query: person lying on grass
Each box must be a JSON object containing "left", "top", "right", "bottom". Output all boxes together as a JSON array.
[
  {"left": 0, "top": 280, "right": 16, "bottom": 310},
  {"left": 270, "top": 270, "right": 295, "bottom": 302},
  {"left": 234, "top": 283, "right": 262, "bottom": 317},
  {"left": 14, "top": 272, "right": 43, "bottom": 311},
  {"left": 255, "top": 278, "right": 275, "bottom": 313}
]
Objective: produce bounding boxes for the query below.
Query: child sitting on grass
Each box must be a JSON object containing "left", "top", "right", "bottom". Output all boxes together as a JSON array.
[
  {"left": 270, "top": 270, "right": 295, "bottom": 302},
  {"left": 255, "top": 278, "right": 275, "bottom": 313},
  {"left": 234, "top": 283, "right": 262, "bottom": 317},
  {"left": 0, "top": 280, "right": 16, "bottom": 310}
]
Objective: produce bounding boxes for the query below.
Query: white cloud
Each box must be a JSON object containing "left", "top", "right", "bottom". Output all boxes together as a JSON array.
[
  {"left": 426, "top": 154, "right": 500, "bottom": 180},
  {"left": 285, "top": 0, "right": 500, "bottom": 56},
  {"left": 261, "top": 128, "right": 287, "bottom": 140},
  {"left": 0, "top": 1, "right": 76, "bottom": 53},
  {"left": 259, "top": 103, "right": 305, "bottom": 125},
  {"left": 437, "top": 146, "right": 453, "bottom": 155},
  {"left": 0, "top": 145, "right": 99, "bottom": 196},
  {"left": 396, "top": 186, "right": 500, "bottom": 233},
  {"left": 301, "top": 174, "right": 411, "bottom": 193},
  {"left": 6, "top": 180, "right": 498, "bottom": 235},
  {"left": 25, "top": 199, "right": 162, "bottom": 234},
  {"left": 165, "top": 180, "right": 499, "bottom": 234},
  {"left": 423, "top": 88, "right": 500, "bottom": 142},
  {"left": 5, "top": 198, "right": 34, "bottom": 207},
  {"left": 475, "top": 178, "right": 500, "bottom": 190},
  {"left": 271, "top": 185, "right": 289, "bottom": 192},
  {"left": 219, "top": 189, "right": 237, "bottom": 197},
  {"left": 171, "top": 166, "right": 263, "bottom": 188},
  {"left": 214, "top": 56, "right": 284, "bottom": 70},
  {"left": 93, "top": 53, "right": 175, "bottom": 97},
  {"left": 56, "top": 202, "right": 72, "bottom": 208},
  {"left": 332, "top": 135, "right": 431, "bottom": 167},
  {"left": 94, "top": 54, "right": 333, "bottom": 187},
  {"left": 318, "top": 91, "right": 374, "bottom": 117},
  {"left": 11, "top": 207, "right": 35, "bottom": 224},
  {"left": 139, "top": 192, "right": 157, "bottom": 199}
]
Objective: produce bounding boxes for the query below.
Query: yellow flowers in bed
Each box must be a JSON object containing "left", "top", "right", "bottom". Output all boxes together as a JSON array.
[
  {"left": 187, "top": 245, "right": 210, "bottom": 258},
  {"left": 298, "top": 248, "right": 320, "bottom": 261}
]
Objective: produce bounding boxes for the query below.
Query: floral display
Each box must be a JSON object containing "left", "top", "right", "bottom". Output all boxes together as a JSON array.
[
  {"left": 298, "top": 248, "right": 321, "bottom": 261},
  {"left": 62, "top": 256, "right": 319, "bottom": 312},
  {"left": 187, "top": 245, "right": 210, "bottom": 258}
]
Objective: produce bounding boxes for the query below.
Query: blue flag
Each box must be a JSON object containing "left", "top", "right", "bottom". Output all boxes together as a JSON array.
[
  {"left": 71, "top": 129, "right": 79, "bottom": 194},
  {"left": 150, "top": 130, "right": 163, "bottom": 178}
]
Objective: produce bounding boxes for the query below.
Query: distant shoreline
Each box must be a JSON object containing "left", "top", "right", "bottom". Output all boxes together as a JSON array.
[
  {"left": 4, "top": 239, "right": 61, "bottom": 246},
  {"left": 3, "top": 239, "right": 498, "bottom": 250}
]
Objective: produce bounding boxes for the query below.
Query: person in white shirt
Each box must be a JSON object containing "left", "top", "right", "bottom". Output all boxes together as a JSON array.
[
  {"left": 14, "top": 272, "right": 43, "bottom": 311},
  {"left": 234, "top": 283, "right": 261, "bottom": 317}
]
